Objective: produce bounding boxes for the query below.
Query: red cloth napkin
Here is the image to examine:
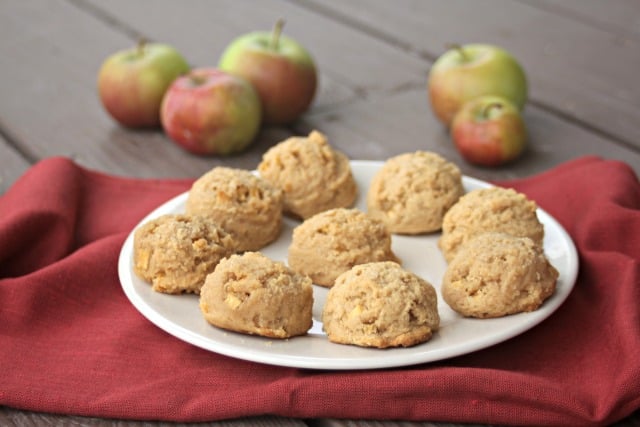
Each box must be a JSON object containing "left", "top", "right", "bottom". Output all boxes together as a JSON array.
[{"left": 0, "top": 156, "right": 638, "bottom": 426}]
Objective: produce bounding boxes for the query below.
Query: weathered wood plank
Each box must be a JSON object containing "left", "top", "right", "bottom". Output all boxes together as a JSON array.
[
  {"left": 298, "top": 0, "right": 640, "bottom": 150},
  {"left": 0, "top": 406, "right": 307, "bottom": 427},
  {"left": 78, "top": 0, "right": 427, "bottom": 95},
  {"left": 309, "top": 420, "right": 484, "bottom": 427},
  {"left": 0, "top": 1, "right": 293, "bottom": 179},
  {"left": 298, "top": 87, "right": 640, "bottom": 182},
  {"left": 523, "top": 0, "right": 640, "bottom": 38},
  {"left": 0, "top": 137, "right": 30, "bottom": 194}
]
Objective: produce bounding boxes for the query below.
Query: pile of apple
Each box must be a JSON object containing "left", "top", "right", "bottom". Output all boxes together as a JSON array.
[
  {"left": 427, "top": 44, "right": 528, "bottom": 167},
  {"left": 97, "top": 20, "right": 317, "bottom": 155}
]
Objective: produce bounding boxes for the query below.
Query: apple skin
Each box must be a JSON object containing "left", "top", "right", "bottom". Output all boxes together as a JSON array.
[
  {"left": 160, "top": 68, "right": 262, "bottom": 155},
  {"left": 97, "top": 43, "right": 190, "bottom": 128},
  {"left": 428, "top": 44, "right": 527, "bottom": 127},
  {"left": 218, "top": 23, "right": 317, "bottom": 125},
  {"left": 451, "top": 95, "right": 527, "bottom": 167}
]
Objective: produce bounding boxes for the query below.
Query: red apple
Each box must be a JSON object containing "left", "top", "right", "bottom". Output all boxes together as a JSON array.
[
  {"left": 97, "top": 41, "right": 190, "bottom": 128},
  {"left": 160, "top": 68, "right": 262, "bottom": 155},
  {"left": 428, "top": 43, "right": 527, "bottom": 127},
  {"left": 451, "top": 95, "right": 527, "bottom": 167},
  {"left": 218, "top": 20, "right": 317, "bottom": 125}
]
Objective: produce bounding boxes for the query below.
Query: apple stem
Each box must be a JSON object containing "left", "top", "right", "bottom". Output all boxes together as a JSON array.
[
  {"left": 483, "top": 102, "right": 503, "bottom": 119},
  {"left": 271, "top": 19, "right": 285, "bottom": 50},
  {"left": 446, "top": 43, "right": 468, "bottom": 62},
  {"left": 137, "top": 38, "right": 147, "bottom": 57}
]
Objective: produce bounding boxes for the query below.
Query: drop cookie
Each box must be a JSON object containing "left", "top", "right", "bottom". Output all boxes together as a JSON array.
[
  {"left": 367, "top": 151, "right": 464, "bottom": 234},
  {"left": 133, "top": 214, "right": 236, "bottom": 294},
  {"left": 199, "top": 252, "right": 313, "bottom": 339},
  {"left": 258, "top": 130, "right": 357, "bottom": 219},
  {"left": 185, "top": 167, "right": 283, "bottom": 252},
  {"left": 439, "top": 186, "right": 544, "bottom": 262},
  {"left": 288, "top": 208, "right": 398, "bottom": 287},
  {"left": 322, "top": 261, "right": 440, "bottom": 348},
  {"left": 442, "top": 232, "right": 558, "bottom": 318}
]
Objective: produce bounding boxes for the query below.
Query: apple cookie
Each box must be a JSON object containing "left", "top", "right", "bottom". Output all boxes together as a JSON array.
[
  {"left": 439, "top": 186, "right": 544, "bottom": 262},
  {"left": 133, "top": 214, "right": 236, "bottom": 294},
  {"left": 258, "top": 130, "right": 357, "bottom": 219},
  {"left": 185, "top": 167, "right": 283, "bottom": 252},
  {"left": 367, "top": 151, "right": 464, "bottom": 234},
  {"left": 288, "top": 208, "right": 398, "bottom": 287},
  {"left": 199, "top": 252, "right": 313, "bottom": 339},
  {"left": 442, "top": 232, "right": 558, "bottom": 318},
  {"left": 322, "top": 261, "right": 440, "bottom": 348}
]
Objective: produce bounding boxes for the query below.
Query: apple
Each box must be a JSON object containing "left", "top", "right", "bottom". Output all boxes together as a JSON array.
[
  {"left": 160, "top": 68, "right": 262, "bottom": 155},
  {"left": 97, "top": 41, "right": 190, "bottom": 128},
  {"left": 428, "top": 43, "right": 527, "bottom": 126},
  {"left": 218, "top": 19, "right": 317, "bottom": 125},
  {"left": 451, "top": 95, "right": 527, "bottom": 167}
]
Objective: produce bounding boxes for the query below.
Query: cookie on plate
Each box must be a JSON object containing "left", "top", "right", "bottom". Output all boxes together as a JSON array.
[
  {"left": 133, "top": 214, "right": 236, "bottom": 294},
  {"left": 438, "top": 186, "right": 544, "bottom": 262},
  {"left": 199, "top": 252, "right": 313, "bottom": 339},
  {"left": 288, "top": 208, "right": 398, "bottom": 287},
  {"left": 367, "top": 151, "right": 464, "bottom": 234},
  {"left": 185, "top": 167, "right": 283, "bottom": 252},
  {"left": 258, "top": 130, "right": 357, "bottom": 219},
  {"left": 442, "top": 232, "right": 558, "bottom": 318},
  {"left": 322, "top": 261, "right": 440, "bottom": 348}
]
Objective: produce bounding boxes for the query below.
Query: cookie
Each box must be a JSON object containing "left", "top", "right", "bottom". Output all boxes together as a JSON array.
[
  {"left": 441, "top": 232, "right": 558, "bottom": 318},
  {"left": 438, "top": 186, "right": 544, "bottom": 262},
  {"left": 133, "top": 214, "right": 236, "bottom": 294},
  {"left": 185, "top": 167, "right": 283, "bottom": 252},
  {"left": 258, "top": 130, "right": 357, "bottom": 219},
  {"left": 288, "top": 208, "right": 398, "bottom": 287},
  {"left": 367, "top": 151, "right": 464, "bottom": 234},
  {"left": 199, "top": 252, "right": 313, "bottom": 339},
  {"left": 322, "top": 261, "right": 440, "bottom": 348}
]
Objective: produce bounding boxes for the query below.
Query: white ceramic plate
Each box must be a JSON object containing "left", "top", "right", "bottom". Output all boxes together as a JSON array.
[{"left": 118, "top": 160, "right": 578, "bottom": 370}]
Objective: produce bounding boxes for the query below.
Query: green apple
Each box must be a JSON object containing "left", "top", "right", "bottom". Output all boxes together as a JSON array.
[
  {"left": 218, "top": 20, "right": 317, "bottom": 125},
  {"left": 97, "top": 41, "right": 190, "bottom": 128},
  {"left": 451, "top": 95, "right": 527, "bottom": 166},
  {"left": 428, "top": 44, "right": 527, "bottom": 127},
  {"left": 160, "top": 68, "right": 262, "bottom": 155}
]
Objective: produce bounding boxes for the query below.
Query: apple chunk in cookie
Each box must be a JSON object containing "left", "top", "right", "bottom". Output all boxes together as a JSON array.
[
  {"left": 258, "top": 130, "right": 357, "bottom": 219},
  {"left": 322, "top": 261, "right": 440, "bottom": 348},
  {"left": 200, "top": 252, "right": 313, "bottom": 339}
]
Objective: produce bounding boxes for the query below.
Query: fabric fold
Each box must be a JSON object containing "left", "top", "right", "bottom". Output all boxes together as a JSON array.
[{"left": 0, "top": 156, "right": 638, "bottom": 426}]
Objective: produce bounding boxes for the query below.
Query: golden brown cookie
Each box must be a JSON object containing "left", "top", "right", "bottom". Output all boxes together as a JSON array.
[
  {"left": 442, "top": 232, "right": 558, "bottom": 318},
  {"left": 322, "top": 261, "right": 440, "bottom": 348},
  {"left": 185, "top": 167, "right": 283, "bottom": 252},
  {"left": 258, "top": 130, "right": 357, "bottom": 219},
  {"left": 288, "top": 208, "right": 398, "bottom": 287},
  {"left": 199, "top": 252, "right": 313, "bottom": 339},
  {"left": 133, "top": 214, "right": 236, "bottom": 294},
  {"left": 367, "top": 151, "right": 464, "bottom": 234},
  {"left": 438, "top": 187, "right": 544, "bottom": 262}
]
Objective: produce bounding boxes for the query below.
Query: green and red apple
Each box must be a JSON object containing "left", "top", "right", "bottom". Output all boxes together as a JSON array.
[
  {"left": 160, "top": 68, "right": 262, "bottom": 155},
  {"left": 428, "top": 44, "right": 527, "bottom": 127},
  {"left": 451, "top": 95, "right": 527, "bottom": 166},
  {"left": 218, "top": 20, "right": 317, "bottom": 125},
  {"left": 97, "top": 41, "right": 190, "bottom": 128}
]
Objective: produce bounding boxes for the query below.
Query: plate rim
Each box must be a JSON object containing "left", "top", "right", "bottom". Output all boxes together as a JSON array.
[{"left": 118, "top": 160, "right": 579, "bottom": 370}]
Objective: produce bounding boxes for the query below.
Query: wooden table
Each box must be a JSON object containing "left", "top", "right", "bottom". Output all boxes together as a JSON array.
[{"left": 1, "top": 1, "right": 638, "bottom": 426}]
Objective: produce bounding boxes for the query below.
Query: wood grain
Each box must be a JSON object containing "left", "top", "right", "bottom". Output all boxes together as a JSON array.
[
  {"left": 0, "top": 0, "right": 639, "bottom": 426},
  {"left": 297, "top": 0, "right": 640, "bottom": 150},
  {"left": 0, "top": 137, "right": 29, "bottom": 194}
]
